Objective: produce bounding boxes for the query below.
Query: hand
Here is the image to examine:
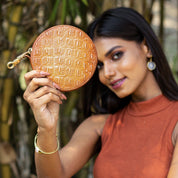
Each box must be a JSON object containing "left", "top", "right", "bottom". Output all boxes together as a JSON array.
[{"left": 23, "top": 70, "right": 67, "bottom": 133}]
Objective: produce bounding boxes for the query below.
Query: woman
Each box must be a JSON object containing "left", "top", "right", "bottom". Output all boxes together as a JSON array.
[{"left": 23, "top": 7, "right": 178, "bottom": 178}]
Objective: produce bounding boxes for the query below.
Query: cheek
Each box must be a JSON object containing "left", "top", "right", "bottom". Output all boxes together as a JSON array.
[
  {"left": 121, "top": 53, "right": 147, "bottom": 74},
  {"left": 98, "top": 71, "right": 105, "bottom": 84},
  {"left": 121, "top": 55, "right": 138, "bottom": 69}
]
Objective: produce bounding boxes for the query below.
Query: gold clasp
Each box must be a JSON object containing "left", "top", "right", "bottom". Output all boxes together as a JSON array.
[{"left": 7, "top": 48, "right": 32, "bottom": 69}]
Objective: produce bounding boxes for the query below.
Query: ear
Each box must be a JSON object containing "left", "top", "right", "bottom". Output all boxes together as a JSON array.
[{"left": 142, "top": 39, "right": 152, "bottom": 58}]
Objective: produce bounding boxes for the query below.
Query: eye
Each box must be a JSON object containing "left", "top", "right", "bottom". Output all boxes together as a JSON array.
[
  {"left": 112, "top": 51, "right": 123, "bottom": 60},
  {"left": 97, "top": 61, "right": 103, "bottom": 70}
]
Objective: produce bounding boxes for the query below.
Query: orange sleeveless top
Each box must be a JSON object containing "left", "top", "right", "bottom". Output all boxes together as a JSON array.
[{"left": 94, "top": 95, "right": 178, "bottom": 178}]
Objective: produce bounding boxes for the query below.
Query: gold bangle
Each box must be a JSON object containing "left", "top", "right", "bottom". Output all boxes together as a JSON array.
[{"left": 34, "top": 134, "right": 59, "bottom": 155}]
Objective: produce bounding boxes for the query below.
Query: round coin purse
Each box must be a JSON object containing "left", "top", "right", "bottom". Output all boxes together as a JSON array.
[{"left": 7, "top": 25, "right": 97, "bottom": 91}]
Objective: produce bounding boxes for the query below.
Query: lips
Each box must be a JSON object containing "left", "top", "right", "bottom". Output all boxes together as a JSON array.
[{"left": 110, "top": 77, "right": 126, "bottom": 89}]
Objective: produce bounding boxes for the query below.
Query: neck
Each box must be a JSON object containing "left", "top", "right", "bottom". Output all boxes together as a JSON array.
[{"left": 132, "top": 72, "right": 162, "bottom": 102}]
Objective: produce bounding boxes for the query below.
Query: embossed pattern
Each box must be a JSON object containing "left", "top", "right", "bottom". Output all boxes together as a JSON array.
[{"left": 30, "top": 25, "right": 97, "bottom": 91}]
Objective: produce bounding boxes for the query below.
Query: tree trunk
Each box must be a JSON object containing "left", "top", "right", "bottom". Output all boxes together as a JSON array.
[
  {"left": 102, "top": 0, "right": 117, "bottom": 12},
  {"left": 159, "top": 0, "right": 165, "bottom": 47},
  {"left": 0, "top": 78, "right": 14, "bottom": 178},
  {"left": 0, "top": 0, "right": 26, "bottom": 177}
]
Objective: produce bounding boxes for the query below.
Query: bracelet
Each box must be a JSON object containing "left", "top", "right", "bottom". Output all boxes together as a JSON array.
[{"left": 34, "top": 134, "right": 59, "bottom": 155}]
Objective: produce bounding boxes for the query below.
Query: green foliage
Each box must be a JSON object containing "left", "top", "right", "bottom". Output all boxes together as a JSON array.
[
  {"left": 172, "top": 55, "right": 178, "bottom": 83},
  {"left": 47, "top": 0, "right": 89, "bottom": 26},
  {"left": 48, "top": 0, "right": 61, "bottom": 25},
  {"left": 61, "top": 0, "right": 67, "bottom": 24},
  {"left": 81, "top": 0, "right": 88, "bottom": 6}
]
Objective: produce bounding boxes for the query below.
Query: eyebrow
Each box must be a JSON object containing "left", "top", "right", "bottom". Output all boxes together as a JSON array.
[{"left": 105, "top": 46, "right": 122, "bottom": 57}]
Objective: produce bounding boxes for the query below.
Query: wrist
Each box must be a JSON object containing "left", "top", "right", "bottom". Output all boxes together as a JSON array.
[
  {"left": 35, "top": 127, "right": 60, "bottom": 153},
  {"left": 34, "top": 133, "right": 59, "bottom": 154},
  {"left": 37, "top": 126, "right": 57, "bottom": 137}
]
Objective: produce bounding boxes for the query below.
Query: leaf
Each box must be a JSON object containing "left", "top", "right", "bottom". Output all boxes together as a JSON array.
[
  {"left": 61, "top": 0, "right": 67, "bottom": 24},
  {"left": 68, "top": 0, "right": 78, "bottom": 19},
  {"left": 81, "top": 0, "right": 88, "bottom": 6},
  {"left": 49, "top": 0, "right": 61, "bottom": 25}
]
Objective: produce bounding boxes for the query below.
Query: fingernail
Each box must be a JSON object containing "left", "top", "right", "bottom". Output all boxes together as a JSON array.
[
  {"left": 53, "top": 82, "right": 61, "bottom": 90},
  {"left": 62, "top": 94, "right": 67, "bottom": 100},
  {"left": 40, "top": 71, "right": 50, "bottom": 75}
]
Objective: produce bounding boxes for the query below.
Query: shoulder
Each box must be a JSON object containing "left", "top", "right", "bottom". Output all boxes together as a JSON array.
[
  {"left": 171, "top": 100, "right": 178, "bottom": 109},
  {"left": 84, "top": 114, "right": 109, "bottom": 136},
  {"left": 168, "top": 121, "right": 178, "bottom": 177},
  {"left": 171, "top": 101, "right": 178, "bottom": 146},
  {"left": 172, "top": 122, "right": 178, "bottom": 146}
]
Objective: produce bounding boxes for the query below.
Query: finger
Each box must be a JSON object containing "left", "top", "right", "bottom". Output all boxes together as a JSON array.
[
  {"left": 33, "top": 86, "right": 66, "bottom": 101},
  {"left": 24, "top": 77, "right": 53, "bottom": 102},
  {"left": 27, "top": 77, "right": 57, "bottom": 93},
  {"left": 24, "top": 83, "right": 67, "bottom": 104},
  {"left": 24, "top": 89, "right": 62, "bottom": 107},
  {"left": 37, "top": 92, "right": 62, "bottom": 106},
  {"left": 24, "top": 70, "right": 50, "bottom": 86}
]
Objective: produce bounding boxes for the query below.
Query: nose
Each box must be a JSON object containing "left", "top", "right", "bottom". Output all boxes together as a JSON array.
[{"left": 103, "top": 61, "right": 115, "bottom": 79}]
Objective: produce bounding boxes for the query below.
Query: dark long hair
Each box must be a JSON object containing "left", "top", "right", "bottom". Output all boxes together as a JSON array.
[{"left": 83, "top": 7, "right": 178, "bottom": 117}]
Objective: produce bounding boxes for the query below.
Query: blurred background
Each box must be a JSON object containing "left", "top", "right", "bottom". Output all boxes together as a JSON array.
[{"left": 0, "top": 0, "right": 177, "bottom": 177}]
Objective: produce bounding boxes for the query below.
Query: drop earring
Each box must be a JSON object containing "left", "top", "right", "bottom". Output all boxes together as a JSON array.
[{"left": 147, "top": 57, "right": 156, "bottom": 71}]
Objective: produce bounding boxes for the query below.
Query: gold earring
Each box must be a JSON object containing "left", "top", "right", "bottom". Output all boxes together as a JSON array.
[{"left": 147, "top": 57, "right": 156, "bottom": 71}]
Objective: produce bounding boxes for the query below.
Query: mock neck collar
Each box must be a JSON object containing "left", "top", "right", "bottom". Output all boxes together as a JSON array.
[{"left": 126, "top": 94, "right": 173, "bottom": 116}]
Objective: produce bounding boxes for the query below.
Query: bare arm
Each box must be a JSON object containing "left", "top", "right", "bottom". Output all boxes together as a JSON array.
[
  {"left": 35, "top": 115, "right": 106, "bottom": 178},
  {"left": 23, "top": 70, "right": 107, "bottom": 178},
  {"left": 167, "top": 122, "right": 178, "bottom": 178}
]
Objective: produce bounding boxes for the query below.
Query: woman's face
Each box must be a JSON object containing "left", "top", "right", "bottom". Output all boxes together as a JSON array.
[{"left": 94, "top": 37, "right": 153, "bottom": 99}]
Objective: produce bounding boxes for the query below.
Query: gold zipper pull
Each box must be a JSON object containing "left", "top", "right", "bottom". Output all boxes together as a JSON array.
[{"left": 7, "top": 48, "right": 32, "bottom": 69}]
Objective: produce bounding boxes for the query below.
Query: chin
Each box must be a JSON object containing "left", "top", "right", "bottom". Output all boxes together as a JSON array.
[{"left": 114, "top": 90, "right": 130, "bottom": 99}]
